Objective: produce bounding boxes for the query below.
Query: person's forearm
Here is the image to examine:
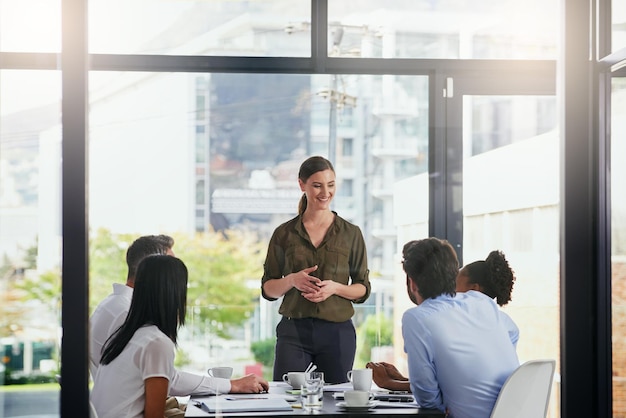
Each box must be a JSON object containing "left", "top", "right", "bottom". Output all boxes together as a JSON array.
[
  {"left": 333, "top": 283, "right": 366, "bottom": 301},
  {"left": 262, "top": 276, "right": 294, "bottom": 299},
  {"left": 169, "top": 370, "right": 231, "bottom": 396},
  {"left": 144, "top": 377, "right": 168, "bottom": 418}
]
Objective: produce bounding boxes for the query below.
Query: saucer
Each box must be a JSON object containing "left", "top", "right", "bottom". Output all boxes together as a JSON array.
[{"left": 336, "top": 401, "right": 379, "bottom": 411}]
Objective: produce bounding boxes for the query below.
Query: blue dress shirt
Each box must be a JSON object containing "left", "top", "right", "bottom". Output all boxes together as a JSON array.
[{"left": 402, "top": 290, "right": 519, "bottom": 418}]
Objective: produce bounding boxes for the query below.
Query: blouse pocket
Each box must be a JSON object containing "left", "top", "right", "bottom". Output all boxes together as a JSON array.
[
  {"left": 283, "top": 246, "right": 311, "bottom": 276},
  {"left": 323, "top": 246, "right": 350, "bottom": 283}
]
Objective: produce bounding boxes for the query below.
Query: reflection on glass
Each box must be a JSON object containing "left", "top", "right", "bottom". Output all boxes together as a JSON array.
[
  {"left": 0, "top": 70, "right": 61, "bottom": 412},
  {"left": 611, "top": 76, "right": 626, "bottom": 417},
  {"left": 613, "top": 0, "right": 626, "bottom": 53},
  {"left": 88, "top": 0, "right": 311, "bottom": 56},
  {"left": 328, "top": 0, "right": 558, "bottom": 59},
  {"left": 85, "top": 72, "right": 428, "bottom": 378},
  {"left": 0, "top": 0, "right": 61, "bottom": 52},
  {"left": 462, "top": 95, "right": 560, "bottom": 416}
]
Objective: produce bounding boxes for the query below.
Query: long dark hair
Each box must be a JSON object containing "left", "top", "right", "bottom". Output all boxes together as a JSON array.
[
  {"left": 402, "top": 237, "right": 458, "bottom": 300},
  {"left": 297, "top": 156, "right": 335, "bottom": 215},
  {"left": 463, "top": 250, "right": 516, "bottom": 306},
  {"left": 100, "top": 255, "right": 188, "bottom": 365}
]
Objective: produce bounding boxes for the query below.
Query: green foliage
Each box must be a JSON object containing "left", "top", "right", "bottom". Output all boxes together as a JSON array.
[
  {"left": 89, "top": 228, "right": 132, "bottom": 313},
  {"left": 0, "top": 286, "right": 29, "bottom": 336},
  {"left": 12, "top": 270, "right": 61, "bottom": 337},
  {"left": 250, "top": 338, "right": 276, "bottom": 369},
  {"left": 355, "top": 314, "right": 394, "bottom": 368},
  {"left": 23, "top": 239, "right": 38, "bottom": 269},
  {"left": 2, "top": 227, "right": 266, "bottom": 349},
  {"left": 175, "top": 229, "right": 265, "bottom": 339},
  {"left": 2, "top": 370, "right": 57, "bottom": 385},
  {"left": 87, "top": 227, "right": 266, "bottom": 339},
  {"left": 0, "top": 253, "right": 13, "bottom": 278},
  {"left": 15, "top": 270, "right": 61, "bottom": 311},
  {"left": 174, "top": 348, "right": 192, "bottom": 369},
  {"left": 0, "top": 250, "right": 34, "bottom": 335}
]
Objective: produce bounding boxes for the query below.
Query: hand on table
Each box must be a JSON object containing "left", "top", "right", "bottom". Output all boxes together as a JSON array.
[
  {"left": 229, "top": 374, "right": 269, "bottom": 394},
  {"left": 375, "top": 362, "right": 406, "bottom": 381},
  {"left": 366, "top": 361, "right": 410, "bottom": 392}
]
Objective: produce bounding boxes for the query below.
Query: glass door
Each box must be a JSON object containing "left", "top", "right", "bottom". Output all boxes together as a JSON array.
[{"left": 444, "top": 73, "right": 560, "bottom": 417}]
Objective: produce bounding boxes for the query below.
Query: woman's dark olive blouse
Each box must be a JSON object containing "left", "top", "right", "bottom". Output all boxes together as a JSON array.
[{"left": 261, "top": 212, "right": 371, "bottom": 322}]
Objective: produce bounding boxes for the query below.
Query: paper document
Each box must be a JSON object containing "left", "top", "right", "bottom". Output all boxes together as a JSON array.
[
  {"left": 322, "top": 382, "right": 353, "bottom": 392},
  {"left": 375, "top": 400, "right": 421, "bottom": 409},
  {"left": 193, "top": 395, "right": 293, "bottom": 413}
]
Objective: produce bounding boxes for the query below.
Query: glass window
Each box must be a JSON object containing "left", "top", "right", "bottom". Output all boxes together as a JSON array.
[
  {"left": 462, "top": 95, "right": 560, "bottom": 416},
  {"left": 88, "top": 0, "right": 311, "bottom": 56},
  {"left": 328, "top": 0, "right": 558, "bottom": 59},
  {"left": 613, "top": 0, "right": 626, "bottom": 53},
  {"left": 612, "top": 75, "right": 626, "bottom": 417},
  {"left": 85, "top": 71, "right": 428, "bottom": 380},
  {"left": 0, "top": 0, "right": 61, "bottom": 52},
  {"left": 0, "top": 70, "right": 62, "bottom": 413}
]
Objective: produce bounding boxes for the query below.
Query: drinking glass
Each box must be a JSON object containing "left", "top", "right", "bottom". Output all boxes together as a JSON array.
[{"left": 300, "top": 371, "right": 324, "bottom": 413}]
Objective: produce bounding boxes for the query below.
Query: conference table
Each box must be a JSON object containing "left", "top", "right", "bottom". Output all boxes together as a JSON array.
[{"left": 184, "top": 382, "right": 445, "bottom": 417}]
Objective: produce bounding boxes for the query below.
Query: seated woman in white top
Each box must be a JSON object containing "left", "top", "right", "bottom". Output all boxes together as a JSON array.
[{"left": 91, "top": 254, "right": 189, "bottom": 418}]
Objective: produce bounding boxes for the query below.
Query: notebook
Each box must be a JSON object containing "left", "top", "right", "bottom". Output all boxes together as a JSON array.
[
  {"left": 332, "top": 391, "right": 415, "bottom": 403},
  {"left": 193, "top": 396, "right": 293, "bottom": 413}
]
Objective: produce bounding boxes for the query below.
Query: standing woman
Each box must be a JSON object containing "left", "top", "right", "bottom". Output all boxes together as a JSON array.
[
  {"left": 91, "top": 255, "right": 188, "bottom": 418},
  {"left": 262, "top": 156, "right": 371, "bottom": 384}
]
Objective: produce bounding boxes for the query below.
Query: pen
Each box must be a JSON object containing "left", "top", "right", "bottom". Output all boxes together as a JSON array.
[
  {"left": 192, "top": 401, "right": 210, "bottom": 412},
  {"left": 224, "top": 397, "right": 269, "bottom": 400}
]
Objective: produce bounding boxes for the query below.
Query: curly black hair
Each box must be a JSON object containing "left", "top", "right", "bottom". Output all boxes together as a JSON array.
[{"left": 463, "top": 250, "right": 516, "bottom": 306}]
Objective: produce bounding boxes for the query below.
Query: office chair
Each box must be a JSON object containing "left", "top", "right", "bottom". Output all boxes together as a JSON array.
[
  {"left": 90, "top": 400, "right": 99, "bottom": 418},
  {"left": 490, "top": 359, "right": 556, "bottom": 418}
]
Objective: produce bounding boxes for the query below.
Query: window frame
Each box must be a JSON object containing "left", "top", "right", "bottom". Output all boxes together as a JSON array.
[{"left": 0, "top": 0, "right": 614, "bottom": 417}]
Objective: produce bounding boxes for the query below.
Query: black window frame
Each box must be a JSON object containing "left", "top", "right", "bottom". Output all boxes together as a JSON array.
[{"left": 0, "top": 0, "right": 617, "bottom": 416}]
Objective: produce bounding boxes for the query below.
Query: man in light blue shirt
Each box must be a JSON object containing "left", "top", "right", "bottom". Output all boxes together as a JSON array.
[{"left": 401, "top": 238, "right": 519, "bottom": 418}]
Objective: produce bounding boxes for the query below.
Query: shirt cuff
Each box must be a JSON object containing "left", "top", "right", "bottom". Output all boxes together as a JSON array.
[{"left": 169, "top": 370, "right": 232, "bottom": 396}]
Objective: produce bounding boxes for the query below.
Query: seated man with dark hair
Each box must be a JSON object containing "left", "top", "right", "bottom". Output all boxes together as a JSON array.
[{"left": 398, "top": 237, "right": 519, "bottom": 418}]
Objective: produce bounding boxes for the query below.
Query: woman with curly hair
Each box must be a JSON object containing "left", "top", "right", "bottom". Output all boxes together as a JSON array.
[
  {"left": 455, "top": 250, "right": 519, "bottom": 347},
  {"left": 455, "top": 250, "right": 516, "bottom": 307}
]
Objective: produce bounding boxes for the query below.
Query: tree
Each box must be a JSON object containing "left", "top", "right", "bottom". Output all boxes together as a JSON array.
[
  {"left": 0, "top": 286, "right": 29, "bottom": 336},
  {"left": 88, "top": 228, "right": 129, "bottom": 312},
  {"left": 8, "top": 228, "right": 265, "bottom": 342},
  {"left": 14, "top": 270, "right": 61, "bottom": 316},
  {"left": 250, "top": 338, "right": 276, "bottom": 370},
  {"left": 355, "top": 313, "right": 394, "bottom": 368},
  {"left": 0, "top": 250, "right": 38, "bottom": 336},
  {"left": 175, "top": 229, "right": 265, "bottom": 339}
]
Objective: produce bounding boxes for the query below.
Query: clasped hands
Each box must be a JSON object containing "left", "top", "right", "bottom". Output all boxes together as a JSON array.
[{"left": 292, "top": 265, "right": 336, "bottom": 303}]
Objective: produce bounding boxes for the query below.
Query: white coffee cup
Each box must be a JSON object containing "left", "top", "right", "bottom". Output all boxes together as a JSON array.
[
  {"left": 207, "top": 366, "right": 233, "bottom": 378},
  {"left": 347, "top": 368, "right": 373, "bottom": 391},
  {"left": 282, "top": 371, "right": 306, "bottom": 389},
  {"left": 344, "top": 390, "right": 373, "bottom": 407}
]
